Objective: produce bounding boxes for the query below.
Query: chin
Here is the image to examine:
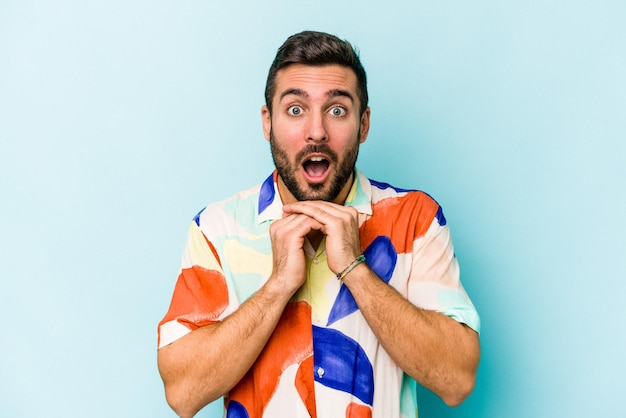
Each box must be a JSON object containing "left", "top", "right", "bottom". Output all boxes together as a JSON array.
[{"left": 295, "top": 183, "right": 334, "bottom": 202}]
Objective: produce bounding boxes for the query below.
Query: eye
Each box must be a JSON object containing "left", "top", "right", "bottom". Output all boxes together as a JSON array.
[
  {"left": 287, "top": 105, "right": 303, "bottom": 116},
  {"left": 329, "top": 106, "right": 346, "bottom": 117}
]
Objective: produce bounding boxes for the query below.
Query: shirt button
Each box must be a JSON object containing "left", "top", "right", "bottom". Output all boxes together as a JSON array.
[
  {"left": 317, "top": 367, "right": 325, "bottom": 378},
  {"left": 313, "top": 258, "right": 320, "bottom": 264}
]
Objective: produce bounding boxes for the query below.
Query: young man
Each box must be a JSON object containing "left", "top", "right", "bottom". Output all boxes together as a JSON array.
[{"left": 157, "top": 31, "right": 480, "bottom": 418}]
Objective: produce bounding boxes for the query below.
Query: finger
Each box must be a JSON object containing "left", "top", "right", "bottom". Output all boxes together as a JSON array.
[
  {"left": 283, "top": 201, "right": 356, "bottom": 225},
  {"left": 271, "top": 213, "right": 324, "bottom": 238},
  {"left": 283, "top": 213, "right": 324, "bottom": 230}
]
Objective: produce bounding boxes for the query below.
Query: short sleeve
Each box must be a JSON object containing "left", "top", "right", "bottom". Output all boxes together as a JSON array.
[
  {"left": 407, "top": 215, "right": 480, "bottom": 334},
  {"left": 157, "top": 222, "right": 231, "bottom": 348}
]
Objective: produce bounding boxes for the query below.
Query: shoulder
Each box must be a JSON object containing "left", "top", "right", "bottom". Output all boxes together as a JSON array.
[
  {"left": 192, "top": 181, "right": 264, "bottom": 229},
  {"left": 365, "top": 176, "right": 446, "bottom": 226},
  {"left": 366, "top": 176, "right": 438, "bottom": 205}
]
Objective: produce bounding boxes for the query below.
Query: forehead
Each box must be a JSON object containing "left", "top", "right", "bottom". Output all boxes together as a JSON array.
[{"left": 273, "top": 64, "right": 358, "bottom": 102}]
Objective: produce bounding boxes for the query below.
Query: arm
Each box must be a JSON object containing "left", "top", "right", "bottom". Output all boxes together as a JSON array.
[
  {"left": 283, "top": 201, "right": 480, "bottom": 406},
  {"left": 158, "top": 213, "right": 323, "bottom": 417},
  {"left": 158, "top": 279, "right": 292, "bottom": 417},
  {"left": 341, "top": 263, "right": 479, "bottom": 406}
]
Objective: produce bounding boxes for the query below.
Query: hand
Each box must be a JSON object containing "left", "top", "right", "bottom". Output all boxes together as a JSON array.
[
  {"left": 268, "top": 212, "right": 323, "bottom": 294},
  {"left": 282, "top": 201, "right": 362, "bottom": 275}
]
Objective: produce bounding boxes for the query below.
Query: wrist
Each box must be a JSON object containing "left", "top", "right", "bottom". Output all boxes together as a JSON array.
[
  {"left": 336, "top": 254, "right": 367, "bottom": 281},
  {"left": 265, "top": 272, "right": 303, "bottom": 299},
  {"left": 338, "top": 261, "right": 370, "bottom": 287}
]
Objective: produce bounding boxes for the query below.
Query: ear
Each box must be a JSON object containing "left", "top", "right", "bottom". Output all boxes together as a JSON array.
[
  {"left": 261, "top": 105, "right": 271, "bottom": 141},
  {"left": 358, "top": 107, "right": 371, "bottom": 144}
]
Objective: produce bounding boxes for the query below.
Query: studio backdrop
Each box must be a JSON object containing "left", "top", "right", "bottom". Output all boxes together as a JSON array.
[{"left": 1, "top": 1, "right": 625, "bottom": 417}]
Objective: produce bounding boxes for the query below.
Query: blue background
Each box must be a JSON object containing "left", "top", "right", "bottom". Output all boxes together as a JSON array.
[{"left": 1, "top": 1, "right": 625, "bottom": 417}]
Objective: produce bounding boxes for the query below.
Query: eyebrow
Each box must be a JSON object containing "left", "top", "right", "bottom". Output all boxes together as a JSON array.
[
  {"left": 279, "top": 88, "right": 307, "bottom": 101},
  {"left": 279, "top": 88, "right": 355, "bottom": 103},
  {"left": 327, "top": 89, "right": 355, "bottom": 103}
]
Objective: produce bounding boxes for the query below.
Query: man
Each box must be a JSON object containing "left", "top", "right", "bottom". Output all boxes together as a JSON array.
[{"left": 158, "top": 30, "right": 480, "bottom": 418}]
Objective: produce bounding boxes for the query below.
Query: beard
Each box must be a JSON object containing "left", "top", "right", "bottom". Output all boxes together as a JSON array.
[{"left": 270, "top": 129, "right": 360, "bottom": 202}]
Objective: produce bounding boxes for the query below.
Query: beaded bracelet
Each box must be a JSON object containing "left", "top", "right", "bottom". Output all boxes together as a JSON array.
[{"left": 336, "top": 254, "right": 366, "bottom": 280}]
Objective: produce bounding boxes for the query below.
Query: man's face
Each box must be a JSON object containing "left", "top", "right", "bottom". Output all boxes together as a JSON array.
[{"left": 262, "top": 64, "right": 370, "bottom": 204}]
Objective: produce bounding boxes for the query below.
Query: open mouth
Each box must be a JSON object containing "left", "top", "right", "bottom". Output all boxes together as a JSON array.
[{"left": 302, "top": 156, "right": 330, "bottom": 181}]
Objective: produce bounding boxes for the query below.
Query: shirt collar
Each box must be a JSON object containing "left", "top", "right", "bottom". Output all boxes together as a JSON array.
[{"left": 257, "top": 168, "right": 373, "bottom": 224}]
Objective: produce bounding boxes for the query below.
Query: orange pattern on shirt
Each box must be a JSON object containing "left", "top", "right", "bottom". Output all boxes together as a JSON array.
[
  {"left": 157, "top": 264, "right": 229, "bottom": 345},
  {"left": 360, "top": 192, "right": 439, "bottom": 253},
  {"left": 226, "top": 301, "right": 316, "bottom": 417},
  {"left": 346, "top": 402, "right": 372, "bottom": 418}
]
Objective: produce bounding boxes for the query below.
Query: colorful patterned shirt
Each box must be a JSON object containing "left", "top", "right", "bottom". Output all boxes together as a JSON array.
[{"left": 158, "top": 169, "right": 480, "bottom": 418}]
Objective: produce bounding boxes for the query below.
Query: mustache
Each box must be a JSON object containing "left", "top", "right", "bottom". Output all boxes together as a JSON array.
[{"left": 295, "top": 144, "right": 338, "bottom": 163}]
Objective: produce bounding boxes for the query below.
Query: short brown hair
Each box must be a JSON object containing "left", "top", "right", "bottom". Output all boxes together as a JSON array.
[{"left": 264, "top": 31, "right": 368, "bottom": 116}]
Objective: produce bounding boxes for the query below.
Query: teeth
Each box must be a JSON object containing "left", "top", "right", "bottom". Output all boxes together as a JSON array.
[{"left": 309, "top": 157, "right": 324, "bottom": 162}]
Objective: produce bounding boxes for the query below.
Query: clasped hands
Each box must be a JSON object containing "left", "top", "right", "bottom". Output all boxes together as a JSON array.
[{"left": 268, "top": 200, "right": 362, "bottom": 294}]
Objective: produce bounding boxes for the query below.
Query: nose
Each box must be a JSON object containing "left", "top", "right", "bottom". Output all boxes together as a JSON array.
[{"left": 306, "top": 111, "right": 328, "bottom": 142}]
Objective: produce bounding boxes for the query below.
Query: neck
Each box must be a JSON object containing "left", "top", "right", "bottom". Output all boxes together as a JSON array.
[{"left": 332, "top": 171, "right": 355, "bottom": 205}]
